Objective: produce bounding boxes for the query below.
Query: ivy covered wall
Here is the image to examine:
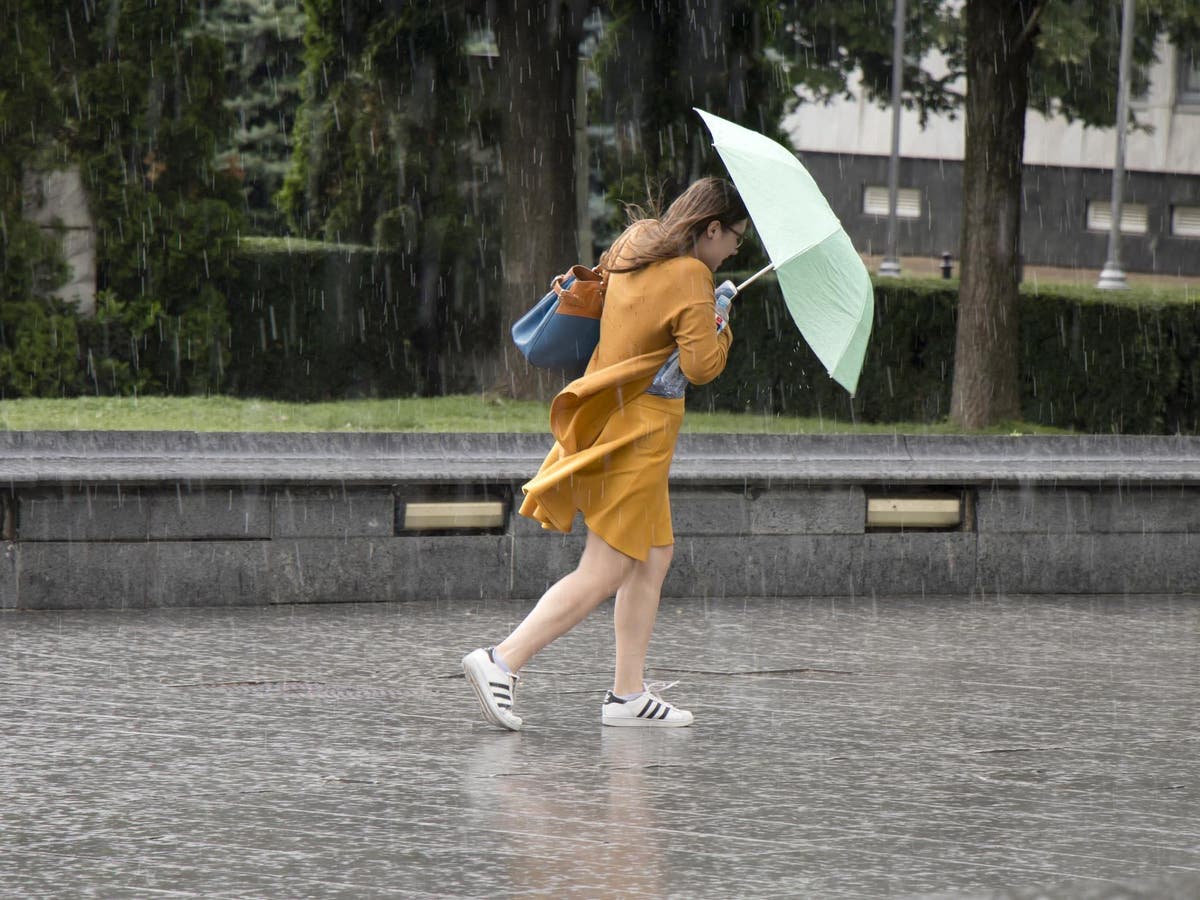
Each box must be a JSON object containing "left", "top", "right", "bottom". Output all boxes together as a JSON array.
[{"left": 1, "top": 0, "right": 245, "bottom": 396}]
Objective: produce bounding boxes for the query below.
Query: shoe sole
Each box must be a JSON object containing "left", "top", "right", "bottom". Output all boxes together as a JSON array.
[
  {"left": 463, "top": 653, "right": 522, "bottom": 732},
  {"left": 602, "top": 715, "right": 693, "bottom": 728}
]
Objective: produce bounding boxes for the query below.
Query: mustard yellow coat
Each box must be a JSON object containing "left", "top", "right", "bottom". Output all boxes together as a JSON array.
[{"left": 519, "top": 255, "right": 733, "bottom": 560}]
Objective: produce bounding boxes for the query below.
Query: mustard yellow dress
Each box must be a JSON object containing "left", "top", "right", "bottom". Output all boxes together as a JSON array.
[{"left": 519, "top": 254, "right": 733, "bottom": 560}]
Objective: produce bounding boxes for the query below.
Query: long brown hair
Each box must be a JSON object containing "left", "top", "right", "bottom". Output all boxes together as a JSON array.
[{"left": 600, "top": 177, "right": 748, "bottom": 274}]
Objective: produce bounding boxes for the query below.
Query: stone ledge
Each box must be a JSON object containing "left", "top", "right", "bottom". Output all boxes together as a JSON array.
[
  {"left": 3, "top": 432, "right": 1198, "bottom": 608},
  {"left": 2, "top": 432, "right": 1198, "bottom": 486}
]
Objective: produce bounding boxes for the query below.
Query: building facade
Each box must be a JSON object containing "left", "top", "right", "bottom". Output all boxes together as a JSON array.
[{"left": 783, "top": 40, "right": 1200, "bottom": 276}]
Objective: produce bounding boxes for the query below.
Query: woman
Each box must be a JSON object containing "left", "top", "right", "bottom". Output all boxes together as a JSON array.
[{"left": 463, "top": 177, "right": 749, "bottom": 731}]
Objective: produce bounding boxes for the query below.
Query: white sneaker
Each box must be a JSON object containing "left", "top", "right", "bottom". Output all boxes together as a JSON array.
[
  {"left": 601, "top": 680, "right": 694, "bottom": 728},
  {"left": 462, "top": 648, "right": 522, "bottom": 731}
]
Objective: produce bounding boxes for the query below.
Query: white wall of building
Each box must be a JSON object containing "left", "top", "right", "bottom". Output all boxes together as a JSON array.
[
  {"left": 21, "top": 166, "right": 97, "bottom": 316},
  {"left": 783, "top": 41, "right": 1200, "bottom": 176}
]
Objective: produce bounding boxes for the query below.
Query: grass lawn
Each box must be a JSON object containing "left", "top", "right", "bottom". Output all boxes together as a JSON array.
[{"left": 0, "top": 395, "right": 1066, "bottom": 435}]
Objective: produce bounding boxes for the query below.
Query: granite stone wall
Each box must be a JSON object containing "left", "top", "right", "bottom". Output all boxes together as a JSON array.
[{"left": 4, "top": 467, "right": 1197, "bottom": 609}]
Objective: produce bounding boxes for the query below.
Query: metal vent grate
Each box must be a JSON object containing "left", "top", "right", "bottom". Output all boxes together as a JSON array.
[
  {"left": 865, "top": 489, "right": 968, "bottom": 531},
  {"left": 863, "top": 186, "right": 922, "bottom": 219},
  {"left": 395, "top": 484, "right": 511, "bottom": 535},
  {"left": 1086, "top": 200, "right": 1149, "bottom": 234},
  {"left": 1171, "top": 206, "right": 1200, "bottom": 238}
]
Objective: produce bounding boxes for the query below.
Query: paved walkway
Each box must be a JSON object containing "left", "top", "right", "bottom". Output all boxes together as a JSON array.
[{"left": 3, "top": 595, "right": 1199, "bottom": 898}]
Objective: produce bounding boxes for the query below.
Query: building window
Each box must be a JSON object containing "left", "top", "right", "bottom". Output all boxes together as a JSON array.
[
  {"left": 1086, "top": 200, "right": 1149, "bottom": 235},
  {"left": 1178, "top": 45, "right": 1200, "bottom": 107},
  {"left": 862, "top": 186, "right": 922, "bottom": 218},
  {"left": 1172, "top": 206, "right": 1200, "bottom": 238}
]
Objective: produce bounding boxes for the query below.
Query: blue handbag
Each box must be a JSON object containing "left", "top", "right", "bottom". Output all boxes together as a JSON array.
[{"left": 511, "top": 264, "right": 606, "bottom": 379}]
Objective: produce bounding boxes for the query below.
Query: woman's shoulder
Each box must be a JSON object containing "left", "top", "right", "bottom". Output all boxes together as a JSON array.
[
  {"left": 644, "top": 257, "right": 714, "bottom": 305},
  {"left": 645, "top": 255, "right": 713, "bottom": 282}
]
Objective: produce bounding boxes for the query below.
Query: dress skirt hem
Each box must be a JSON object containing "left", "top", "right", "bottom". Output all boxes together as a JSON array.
[{"left": 519, "top": 393, "right": 684, "bottom": 561}]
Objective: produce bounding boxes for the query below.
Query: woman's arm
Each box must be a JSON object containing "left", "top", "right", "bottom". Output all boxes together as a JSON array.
[{"left": 669, "top": 259, "right": 733, "bottom": 386}]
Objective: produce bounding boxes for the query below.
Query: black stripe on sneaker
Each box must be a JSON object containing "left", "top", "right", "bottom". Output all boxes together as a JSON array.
[
  {"left": 658, "top": 705, "right": 671, "bottom": 719},
  {"left": 639, "top": 700, "right": 662, "bottom": 719}
]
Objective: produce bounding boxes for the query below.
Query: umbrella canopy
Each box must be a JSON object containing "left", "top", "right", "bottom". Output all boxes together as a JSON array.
[{"left": 696, "top": 109, "right": 874, "bottom": 395}]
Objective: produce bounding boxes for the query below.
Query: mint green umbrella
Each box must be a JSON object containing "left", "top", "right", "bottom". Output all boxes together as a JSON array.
[{"left": 697, "top": 109, "right": 874, "bottom": 395}]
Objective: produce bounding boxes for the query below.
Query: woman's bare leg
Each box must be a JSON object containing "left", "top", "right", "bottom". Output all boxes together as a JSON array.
[
  {"left": 612, "top": 543, "right": 674, "bottom": 696},
  {"left": 496, "top": 529, "right": 634, "bottom": 671}
]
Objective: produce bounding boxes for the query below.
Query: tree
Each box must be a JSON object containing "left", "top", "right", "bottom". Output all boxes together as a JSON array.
[
  {"left": 950, "top": 0, "right": 1200, "bottom": 427},
  {"left": 778, "top": 0, "right": 1200, "bottom": 428},
  {"left": 489, "top": 0, "right": 590, "bottom": 398},
  {"left": 950, "top": 0, "right": 1039, "bottom": 427},
  {"left": 0, "top": 0, "right": 245, "bottom": 395},
  {"left": 278, "top": 1, "right": 503, "bottom": 395},
  {"left": 278, "top": 1, "right": 796, "bottom": 399},
  {"left": 595, "top": 1, "right": 794, "bottom": 228},
  {"left": 483, "top": 1, "right": 791, "bottom": 398},
  {"left": 71, "top": 2, "right": 245, "bottom": 393},
  {"left": 200, "top": 0, "right": 306, "bottom": 235}
]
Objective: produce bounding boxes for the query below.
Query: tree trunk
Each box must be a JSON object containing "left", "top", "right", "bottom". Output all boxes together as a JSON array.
[
  {"left": 950, "top": 0, "right": 1041, "bottom": 429},
  {"left": 492, "top": 0, "right": 587, "bottom": 400}
]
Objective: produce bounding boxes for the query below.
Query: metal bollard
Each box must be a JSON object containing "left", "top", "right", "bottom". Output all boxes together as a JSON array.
[{"left": 940, "top": 252, "right": 953, "bottom": 279}]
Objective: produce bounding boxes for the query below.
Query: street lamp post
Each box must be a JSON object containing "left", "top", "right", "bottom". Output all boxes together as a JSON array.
[
  {"left": 1097, "top": 0, "right": 1136, "bottom": 290},
  {"left": 879, "top": 0, "right": 906, "bottom": 278}
]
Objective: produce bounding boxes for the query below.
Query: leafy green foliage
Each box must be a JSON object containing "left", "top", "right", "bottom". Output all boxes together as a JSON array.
[
  {"left": 1032, "top": 0, "right": 1200, "bottom": 125},
  {"left": 0, "top": 0, "right": 245, "bottom": 395},
  {"left": 775, "top": 0, "right": 1200, "bottom": 130},
  {"left": 691, "top": 275, "right": 1200, "bottom": 434},
  {"left": 279, "top": 2, "right": 481, "bottom": 244},
  {"left": 199, "top": 0, "right": 306, "bottom": 234},
  {"left": 776, "top": 1, "right": 963, "bottom": 125},
  {"left": 4, "top": 229, "right": 1197, "bottom": 434},
  {"left": 78, "top": 290, "right": 165, "bottom": 396},
  {"left": 221, "top": 238, "right": 493, "bottom": 400},
  {"left": 1019, "top": 283, "right": 1200, "bottom": 433},
  {"left": 1, "top": 213, "right": 65, "bottom": 308},
  {"left": 0, "top": 2, "right": 70, "bottom": 395},
  {"left": 0, "top": 298, "right": 80, "bottom": 397},
  {"left": 71, "top": 8, "right": 245, "bottom": 393},
  {"left": 595, "top": 0, "right": 798, "bottom": 249},
  {"left": 278, "top": 1, "right": 503, "bottom": 393}
]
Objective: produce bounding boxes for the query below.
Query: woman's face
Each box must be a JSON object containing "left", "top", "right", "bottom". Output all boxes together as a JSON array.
[{"left": 694, "top": 218, "right": 748, "bottom": 272}]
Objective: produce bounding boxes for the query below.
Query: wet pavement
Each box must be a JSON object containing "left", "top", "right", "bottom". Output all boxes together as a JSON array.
[{"left": 2, "top": 594, "right": 1199, "bottom": 898}]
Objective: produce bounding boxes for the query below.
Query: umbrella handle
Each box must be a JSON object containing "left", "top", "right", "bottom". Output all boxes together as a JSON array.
[{"left": 735, "top": 262, "right": 775, "bottom": 295}]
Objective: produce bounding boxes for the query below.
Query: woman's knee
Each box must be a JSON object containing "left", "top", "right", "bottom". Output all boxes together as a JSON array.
[
  {"left": 627, "top": 543, "right": 674, "bottom": 588},
  {"left": 578, "top": 531, "right": 635, "bottom": 592}
]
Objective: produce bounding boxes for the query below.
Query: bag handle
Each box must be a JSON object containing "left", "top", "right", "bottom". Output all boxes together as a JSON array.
[{"left": 552, "top": 262, "right": 607, "bottom": 300}]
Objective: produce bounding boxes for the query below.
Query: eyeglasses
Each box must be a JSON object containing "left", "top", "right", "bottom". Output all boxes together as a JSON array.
[{"left": 728, "top": 224, "right": 747, "bottom": 249}]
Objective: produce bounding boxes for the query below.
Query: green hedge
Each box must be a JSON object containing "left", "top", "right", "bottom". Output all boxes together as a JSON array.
[
  {"left": 4, "top": 238, "right": 1198, "bottom": 433},
  {"left": 692, "top": 274, "right": 1199, "bottom": 434},
  {"left": 1018, "top": 283, "right": 1200, "bottom": 434},
  {"left": 220, "top": 238, "right": 497, "bottom": 400}
]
